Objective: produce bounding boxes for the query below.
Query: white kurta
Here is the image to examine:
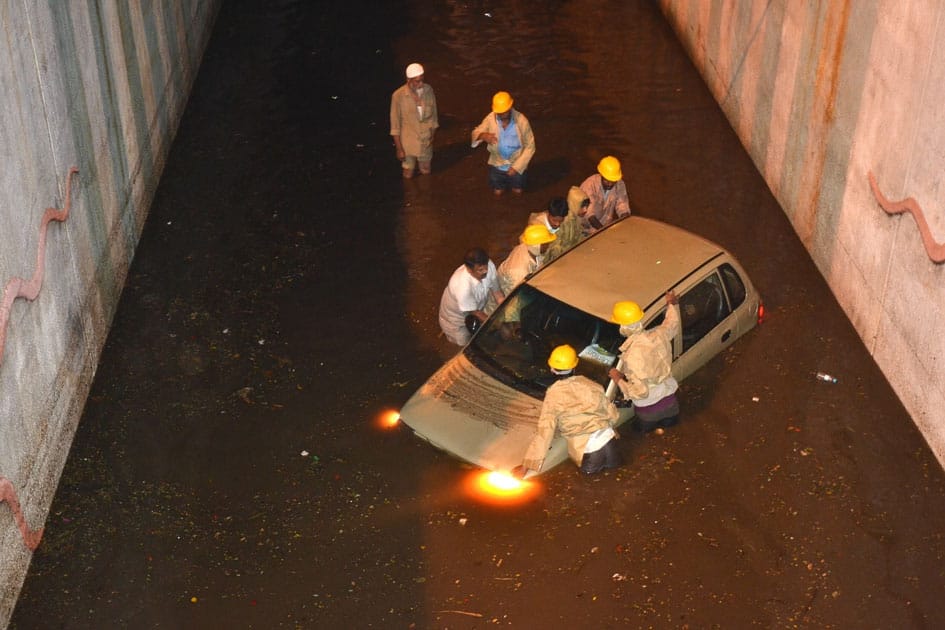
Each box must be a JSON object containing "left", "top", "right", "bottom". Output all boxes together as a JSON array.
[{"left": 438, "top": 261, "right": 499, "bottom": 345}]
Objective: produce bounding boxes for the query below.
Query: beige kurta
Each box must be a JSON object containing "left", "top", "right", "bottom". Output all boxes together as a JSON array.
[
  {"left": 497, "top": 243, "right": 538, "bottom": 296},
  {"left": 522, "top": 376, "right": 619, "bottom": 472},
  {"left": 390, "top": 83, "right": 438, "bottom": 159},
  {"left": 616, "top": 303, "right": 681, "bottom": 402}
]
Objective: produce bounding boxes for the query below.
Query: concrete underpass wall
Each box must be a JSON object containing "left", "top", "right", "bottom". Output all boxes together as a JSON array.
[
  {"left": 0, "top": 2, "right": 219, "bottom": 623},
  {"left": 659, "top": 1, "right": 945, "bottom": 468}
]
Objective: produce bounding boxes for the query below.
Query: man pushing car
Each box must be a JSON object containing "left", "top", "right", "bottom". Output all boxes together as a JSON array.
[{"left": 513, "top": 345, "right": 622, "bottom": 478}]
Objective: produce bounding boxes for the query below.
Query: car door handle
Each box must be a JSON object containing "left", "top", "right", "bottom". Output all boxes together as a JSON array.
[{"left": 721, "top": 329, "right": 731, "bottom": 342}]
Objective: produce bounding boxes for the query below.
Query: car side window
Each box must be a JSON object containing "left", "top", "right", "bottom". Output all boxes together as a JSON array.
[
  {"left": 680, "top": 271, "right": 731, "bottom": 352},
  {"left": 720, "top": 263, "right": 746, "bottom": 310}
]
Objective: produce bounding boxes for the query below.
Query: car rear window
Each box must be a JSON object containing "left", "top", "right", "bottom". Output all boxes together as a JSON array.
[
  {"left": 720, "top": 263, "right": 746, "bottom": 309},
  {"left": 680, "top": 271, "right": 731, "bottom": 352}
]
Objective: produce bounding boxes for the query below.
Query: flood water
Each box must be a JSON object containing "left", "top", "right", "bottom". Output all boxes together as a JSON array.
[{"left": 11, "top": 1, "right": 945, "bottom": 628}]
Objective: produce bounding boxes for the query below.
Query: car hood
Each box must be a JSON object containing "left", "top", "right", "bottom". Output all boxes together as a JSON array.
[{"left": 399, "top": 352, "right": 569, "bottom": 473}]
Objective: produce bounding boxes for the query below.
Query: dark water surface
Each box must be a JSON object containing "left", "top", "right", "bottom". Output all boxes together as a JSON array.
[{"left": 12, "top": 1, "right": 945, "bottom": 627}]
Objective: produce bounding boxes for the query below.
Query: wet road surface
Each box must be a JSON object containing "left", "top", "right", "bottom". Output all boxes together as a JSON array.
[{"left": 12, "top": 1, "right": 945, "bottom": 628}]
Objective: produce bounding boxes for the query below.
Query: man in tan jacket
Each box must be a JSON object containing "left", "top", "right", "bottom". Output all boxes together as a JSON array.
[
  {"left": 608, "top": 291, "right": 682, "bottom": 432},
  {"left": 514, "top": 345, "right": 621, "bottom": 477},
  {"left": 390, "top": 63, "right": 438, "bottom": 178},
  {"left": 471, "top": 91, "right": 536, "bottom": 196}
]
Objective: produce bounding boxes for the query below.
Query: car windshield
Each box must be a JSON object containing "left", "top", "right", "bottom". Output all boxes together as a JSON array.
[{"left": 464, "top": 284, "right": 624, "bottom": 398}]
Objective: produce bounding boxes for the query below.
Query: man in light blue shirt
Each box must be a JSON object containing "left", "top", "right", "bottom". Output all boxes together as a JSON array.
[{"left": 471, "top": 91, "right": 536, "bottom": 196}]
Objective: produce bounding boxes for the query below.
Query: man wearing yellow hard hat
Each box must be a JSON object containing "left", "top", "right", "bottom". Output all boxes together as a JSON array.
[
  {"left": 496, "top": 224, "right": 556, "bottom": 297},
  {"left": 579, "top": 155, "right": 631, "bottom": 232},
  {"left": 489, "top": 224, "right": 557, "bottom": 329},
  {"left": 514, "top": 345, "right": 621, "bottom": 477},
  {"left": 471, "top": 91, "right": 536, "bottom": 196},
  {"left": 608, "top": 291, "right": 682, "bottom": 433}
]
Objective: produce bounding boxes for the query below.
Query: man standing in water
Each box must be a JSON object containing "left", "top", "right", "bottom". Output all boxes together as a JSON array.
[
  {"left": 608, "top": 292, "right": 682, "bottom": 433},
  {"left": 471, "top": 91, "right": 536, "bottom": 196},
  {"left": 390, "top": 62, "right": 438, "bottom": 178}
]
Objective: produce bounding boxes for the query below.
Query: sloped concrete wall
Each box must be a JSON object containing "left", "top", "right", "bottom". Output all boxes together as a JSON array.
[
  {"left": 0, "top": 2, "right": 219, "bottom": 623},
  {"left": 659, "top": 1, "right": 945, "bottom": 466}
]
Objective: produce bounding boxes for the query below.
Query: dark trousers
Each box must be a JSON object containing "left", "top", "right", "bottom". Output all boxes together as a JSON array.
[
  {"left": 579, "top": 438, "right": 622, "bottom": 474},
  {"left": 488, "top": 165, "right": 525, "bottom": 191}
]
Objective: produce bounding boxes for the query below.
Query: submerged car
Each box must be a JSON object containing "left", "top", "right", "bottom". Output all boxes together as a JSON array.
[{"left": 400, "top": 216, "right": 763, "bottom": 475}]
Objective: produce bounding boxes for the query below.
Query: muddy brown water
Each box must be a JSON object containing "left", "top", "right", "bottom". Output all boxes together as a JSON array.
[{"left": 11, "top": 1, "right": 945, "bottom": 628}]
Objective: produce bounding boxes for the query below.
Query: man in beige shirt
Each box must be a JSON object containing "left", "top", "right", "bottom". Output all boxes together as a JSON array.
[
  {"left": 579, "top": 155, "right": 631, "bottom": 230},
  {"left": 608, "top": 292, "right": 682, "bottom": 433},
  {"left": 497, "top": 224, "right": 556, "bottom": 297},
  {"left": 471, "top": 91, "right": 536, "bottom": 195},
  {"left": 390, "top": 63, "right": 438, "bottom": 178},
  {"left": 514, "top": 345, "right": 621, "bottom": 477}
]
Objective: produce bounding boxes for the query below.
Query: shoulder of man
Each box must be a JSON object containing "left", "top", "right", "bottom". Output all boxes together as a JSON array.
[
  {"left": 579, "top": 173, "right": 598, "bottom": 191},
  {"left": 447, "top": 264, "right": 468, "bottom": 286},
  {"left": 561, "top": 374, "right": 603, "bottom": 393}
]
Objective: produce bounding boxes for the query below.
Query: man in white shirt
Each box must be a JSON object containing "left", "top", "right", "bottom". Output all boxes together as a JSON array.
[{"left": 438, "top": 247, "right": 504, "bottom": 346}]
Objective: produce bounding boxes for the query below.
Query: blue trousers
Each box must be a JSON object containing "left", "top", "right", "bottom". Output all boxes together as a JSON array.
[{"left": 489, "top": 166, "right": 525, "bottom": 191}]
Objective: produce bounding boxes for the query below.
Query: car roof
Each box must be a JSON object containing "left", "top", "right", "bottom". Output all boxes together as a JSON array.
[{"left": 528, "top": 216, "right": 725, "bottom": 320}]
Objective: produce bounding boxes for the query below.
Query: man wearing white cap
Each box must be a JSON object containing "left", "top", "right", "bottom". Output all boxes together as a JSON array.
[{"left": 390, "top": 62, "right": 439, "bottom": 178}]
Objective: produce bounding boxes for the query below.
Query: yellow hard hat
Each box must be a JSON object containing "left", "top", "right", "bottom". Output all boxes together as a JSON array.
[
  {"left": 547, "top": 345, "right": 579, "bottom": 371},
  {"left": 492, "top": 91, "right": 514, "bottom": 114},
  {"left": 597, "top": 156, "right": 623, "bottom": 182},
  {"left": 520, "top": 224, "right": 557, "bottom": 246},
  {"left": 612, "top": 300, "right": 643, "bottom": 325}
]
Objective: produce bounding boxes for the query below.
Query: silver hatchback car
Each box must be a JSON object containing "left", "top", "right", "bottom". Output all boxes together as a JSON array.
[{"left": 400, "top": 216, "right": 763, "bottom": 475}]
